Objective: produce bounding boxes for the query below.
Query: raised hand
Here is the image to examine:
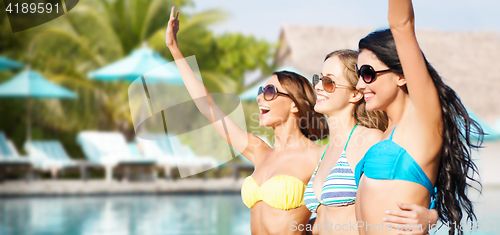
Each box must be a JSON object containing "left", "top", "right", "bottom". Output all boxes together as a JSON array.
[{"left": 165, "top": 6, "right": 180, "bottom": 48}]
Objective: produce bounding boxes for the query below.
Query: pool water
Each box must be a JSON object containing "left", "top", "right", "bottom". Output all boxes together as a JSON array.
[
  {"left": 0, "top": 188, "right": 499, "bottom": 235},
  {"left": 0, "top": 194, "right": 250, "bottom": 235}
]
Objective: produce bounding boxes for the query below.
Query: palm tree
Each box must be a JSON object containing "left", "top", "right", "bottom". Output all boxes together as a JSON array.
[
  {"left": 19, "top": 0, "right": 273, "bottom": 144},
  {"left": 24, "top": 0, "right": 224, "bottom": 134}
]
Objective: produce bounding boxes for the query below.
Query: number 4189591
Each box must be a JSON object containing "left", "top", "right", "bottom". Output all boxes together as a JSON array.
[{"left": 6, "top": 3, "right": 59, "bottom": 14}]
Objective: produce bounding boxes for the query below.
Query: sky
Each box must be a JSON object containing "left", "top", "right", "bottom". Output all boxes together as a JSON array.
[{"left": 188, "top": 0, "right": 500, "bottom": 42}]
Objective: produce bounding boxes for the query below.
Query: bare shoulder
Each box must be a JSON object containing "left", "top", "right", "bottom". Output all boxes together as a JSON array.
[
  {"left": 348, "top": 126, "right": 383, "bottom": 163},
  {"left": 357, "top": 126, "right": 383, "bottom": 146},
  {"left": 305, "top": 141, "right": 324, "bottom": 165}
]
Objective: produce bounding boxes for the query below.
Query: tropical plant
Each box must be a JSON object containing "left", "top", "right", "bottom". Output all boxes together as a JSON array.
[{"left": 0, "top": 0, "right": 274, "bottom": 157}]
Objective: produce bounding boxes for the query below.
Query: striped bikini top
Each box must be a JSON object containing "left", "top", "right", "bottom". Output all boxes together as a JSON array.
[{"left": 304, "top": 124, "right": 359, "bottom": 213}]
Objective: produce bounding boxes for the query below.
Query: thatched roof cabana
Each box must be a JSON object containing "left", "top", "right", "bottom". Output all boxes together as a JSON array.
[{"left": 275, "top": 25, "right": 500, "bottom": 124}]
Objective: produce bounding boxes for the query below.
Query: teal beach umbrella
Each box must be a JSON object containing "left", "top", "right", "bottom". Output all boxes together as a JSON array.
[
  {"left": 0, "top": 56, "right": 23, "bottom": 70},
  {"left": 88, "top": 44, "right": 183, "bottom": 84},
  {"left": 0, "top": 68, "right": 77, "bottom": 141},
  {"left": 0, "top": 69, "right": 77, "bottom": 98}
]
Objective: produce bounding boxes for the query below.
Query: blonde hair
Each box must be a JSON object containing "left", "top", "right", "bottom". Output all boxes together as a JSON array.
[
  {"left": 274, "top": 71, "right": 329, "bottom": 140},
  {"left": 324, "top": 50, "right": 388, "bottom": 131}
]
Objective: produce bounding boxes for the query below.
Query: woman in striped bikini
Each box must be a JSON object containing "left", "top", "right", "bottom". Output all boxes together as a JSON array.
[{"left": 303, "top": 50, "right": 438, "bottom": 235}]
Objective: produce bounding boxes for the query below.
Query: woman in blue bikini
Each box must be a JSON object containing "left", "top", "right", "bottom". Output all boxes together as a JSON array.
[
  {"left": 304, "top": 50, "right": 438, "bottom": 235},
  {"left": 355, "top": 1, "right": 484, "bottom": 234}
]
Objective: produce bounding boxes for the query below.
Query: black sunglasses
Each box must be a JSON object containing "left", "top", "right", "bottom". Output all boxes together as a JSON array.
[
  {"left": 355, "top": 64, "right": 392, "bottom": 84},
  {"left": 312, "top": 74, "right": 353, "bottom": 93},
  {"left": 257, "top": 84, "right": 291, "bottom": 101}
]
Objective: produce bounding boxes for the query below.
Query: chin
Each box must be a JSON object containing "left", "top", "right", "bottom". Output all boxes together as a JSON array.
[
  {"left": 365, "top": 101, "right": 383, "bottom": 112},
  {"left": 259, "top": 118, "right": 273, "bottom": 127},
  {"left": 260, "top": 116, "right": 286, "bottom": 128},
  {"left": 314, "top": 102, "right": 329, "bottom": 114},
  {"left": 365, "top": 103, "right": 374, "bottom": 112}
]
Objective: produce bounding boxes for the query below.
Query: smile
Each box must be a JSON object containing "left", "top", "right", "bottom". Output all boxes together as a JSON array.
[
  {"left": 316, "top": 94, "right": 329, "bottom": 103},
  {"left": 364, "top": 92, "right": 374, "bottom": 101},
  {"left": 259, "top": 106, "right": 270, "bottom": 116}
]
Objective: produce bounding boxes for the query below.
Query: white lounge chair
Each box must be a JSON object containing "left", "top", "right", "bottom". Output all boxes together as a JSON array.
[
  {"left": 77, "top": 131, "right": 156, "bottom": 181},
  {"left": 23, "top": 140, "right": 92, "bottom": 179},
  {"left": 169, "top": 136, "right": 218, "bottom": 174},
  {"left": 136, "top": 134, "right": 199, "bottom": 179},
  {"left": 0, "top": 132, "right": 31, "bottom": 182},
  {"left": 127, "top": 142, "right": 158, "bottom": 180},
  {"left": 24, "top": 141, "right": 74, "bottom": 178}
]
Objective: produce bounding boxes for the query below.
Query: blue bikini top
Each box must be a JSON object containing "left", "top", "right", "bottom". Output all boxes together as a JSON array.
[{"left": 354, "top": 126, "right": 437, "bottom": 209}]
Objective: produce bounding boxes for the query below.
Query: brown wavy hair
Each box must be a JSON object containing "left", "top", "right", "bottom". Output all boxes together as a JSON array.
[
  {"left": 324, "top": 49, "right": 388, "bottom": 131},
  {"left": 273, "top": 71, "right": 329, "bottom": 140}
]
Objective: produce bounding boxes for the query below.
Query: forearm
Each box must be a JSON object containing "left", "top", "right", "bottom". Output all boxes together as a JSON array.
[
  {"left": 168, "top": 43, "right": 184, "bottom": 61},
  {"left": 168, "top": 44, "right": 217, "bottom": 121},
  {"left": 388, "top": 0, "right": 415, "bottom": 31},
  {"left": 161, "top": 6, "right": 261, "bottom": 161}
]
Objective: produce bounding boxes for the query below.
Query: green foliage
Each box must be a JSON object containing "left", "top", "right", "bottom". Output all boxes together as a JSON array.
[
  {"left": 212, "top": 34, "right": 274, "bottom": 89},
  {"left": 0, "top": 0, "right": 275, "bottom": 158}
]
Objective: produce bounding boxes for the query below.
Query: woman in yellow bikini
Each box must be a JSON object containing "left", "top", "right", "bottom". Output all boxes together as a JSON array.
[{"left": 166, "top": 7, "right": 327, "bottom": 234}]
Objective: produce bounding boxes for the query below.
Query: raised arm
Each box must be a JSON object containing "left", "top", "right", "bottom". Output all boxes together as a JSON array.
[
  {"left": 388, "top": 0, "right": 441, "bottom": 124},
  {"left": 165, "top": 6, "right": 270, "bottom": 165}
]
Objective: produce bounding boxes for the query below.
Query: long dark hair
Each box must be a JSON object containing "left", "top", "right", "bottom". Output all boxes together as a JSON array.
[
  {"left": 359, "top": 29, "right": 484, "bottom": 235},
  {"left": 273, "top": 71, "right": 329, "bottom": 141}
]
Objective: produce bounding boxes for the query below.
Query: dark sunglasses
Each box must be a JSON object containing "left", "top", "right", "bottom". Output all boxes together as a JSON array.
[
  {"left": 355, "top": 64, "right": 391, "bottom": 84},
  {"left": 257, "top": 84, "right": 292, "bottom": 101},
  {"left": 312, "top": 74, "right": 353, "bottom": 93}
]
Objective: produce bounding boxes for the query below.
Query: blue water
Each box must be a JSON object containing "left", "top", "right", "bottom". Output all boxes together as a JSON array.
[
  {"left": 0, "top": 194, "right": 250, "bottom": 235},
  {"left": 0, "top": 188, "right": 499, "bottom": 235}
]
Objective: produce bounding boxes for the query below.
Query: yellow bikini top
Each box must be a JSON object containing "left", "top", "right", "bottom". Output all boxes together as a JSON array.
[{"left": 241, "top": 175, "right": 307, "bottom": 210}]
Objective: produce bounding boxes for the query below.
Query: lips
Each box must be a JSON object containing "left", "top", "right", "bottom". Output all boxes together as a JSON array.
[
  {"left": 259, "top": 106, "right": 270, "bottom": 117},
  {"left": 316, "top": 94, "right": 329, "bottom": 103},
  {"left": 364, "top": 92, "right": 375, "bottom": 102}
]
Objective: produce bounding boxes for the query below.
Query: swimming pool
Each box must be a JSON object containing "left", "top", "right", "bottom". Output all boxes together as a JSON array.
[
  {"left": 0, "top": 188, "right": 498, "bottom": 235},
  {"left": 0, "top": 194, "right": 250, "bottom": 235}
]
